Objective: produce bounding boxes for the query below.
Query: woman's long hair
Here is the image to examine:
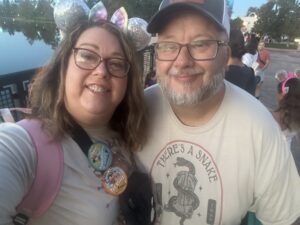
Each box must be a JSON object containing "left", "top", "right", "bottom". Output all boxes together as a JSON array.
[
  {"left": 28, "top": 20, "right": 148, "bottom": 151},
  {"left": 276, "top": 78, "right": 300, "bottom": 131}
]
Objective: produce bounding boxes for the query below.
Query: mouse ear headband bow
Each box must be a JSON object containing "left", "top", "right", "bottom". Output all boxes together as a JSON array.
[
  {"left": 53, "top": 0, "right": 151, "bottom": 51},
  {"left": 281, "top": 76, "right": 297, "bottom": 95}
]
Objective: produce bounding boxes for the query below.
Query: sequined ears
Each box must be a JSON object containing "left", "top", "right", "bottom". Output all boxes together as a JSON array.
[{"left": 53, "top": 0, "right": 151, "bottom": 51}]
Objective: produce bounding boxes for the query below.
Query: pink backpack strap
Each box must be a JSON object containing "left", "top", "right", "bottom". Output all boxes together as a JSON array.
[{"left": 15, "top": 119, "right": 64, "bottom": 220}]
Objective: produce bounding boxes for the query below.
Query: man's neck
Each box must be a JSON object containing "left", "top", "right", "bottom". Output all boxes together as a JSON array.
[
  {"left": 228, "top": 57, "right": 244, "bottom": 66},
  {"left": 170, "top": 83, "right": 225, "bottom": 127}
]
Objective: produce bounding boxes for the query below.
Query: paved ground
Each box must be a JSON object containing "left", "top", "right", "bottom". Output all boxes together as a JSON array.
[{"left": 259, "top": 48, "right": 300, "bottom": 174}]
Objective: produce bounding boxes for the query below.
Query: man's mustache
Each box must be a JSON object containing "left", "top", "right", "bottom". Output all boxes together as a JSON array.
[{"left": 168, "top": 67, "right": 204, "bottom": 77}]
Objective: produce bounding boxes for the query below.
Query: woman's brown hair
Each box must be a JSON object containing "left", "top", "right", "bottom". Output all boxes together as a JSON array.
[
  {"left": 28, "top": 19, "right": 148, "bottom": 151},
  {"left": 276, "top": 78, "right": 300, "bottom": 131}
]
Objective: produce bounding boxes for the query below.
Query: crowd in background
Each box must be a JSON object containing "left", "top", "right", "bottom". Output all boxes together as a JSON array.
[{"left": 225, "top": 29, "right": 300, "bottom": 151}]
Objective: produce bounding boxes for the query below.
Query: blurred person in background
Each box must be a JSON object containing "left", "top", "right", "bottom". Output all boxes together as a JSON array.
[
  {"left": 294, "top": 68, "right": 300, "bottom": 78},
  {"left": 144, "top": 70, "right": 157, "bottom": 88},
  {"left": 225, "top": 29, "right": 256, "bottom": 96},
  {"left": 272, "top": 77, "right": 300, "bottom": 149},
  {"left": 254, "top": 41, "right": 271, "bottom": 99}
]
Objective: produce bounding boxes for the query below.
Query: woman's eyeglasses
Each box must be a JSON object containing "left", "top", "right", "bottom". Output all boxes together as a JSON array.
[{"left": 73, "top": 48, "right": 130, "bottom": 78}]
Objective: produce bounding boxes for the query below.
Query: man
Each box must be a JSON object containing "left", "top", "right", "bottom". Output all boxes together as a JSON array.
[
  {"left": 225, "top": 29, "right": 256, "bottom": 96},
  {"left": 255, "top": 41, "right": 271, "bottom": 99},
  {"left": 136, "top": 0, "right": 300, "bottom": 225}
]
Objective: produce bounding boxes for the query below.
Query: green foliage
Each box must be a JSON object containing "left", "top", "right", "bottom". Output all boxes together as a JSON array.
[
  {"left": 18, "top": 0, "right": 35, "bottom": 19},
  {"left": 34, "top": 0, "right": 54, "bottom": 21},
  {"left": 253, "top": 0, "right": 300, "bottom": 41},
  {"left": 266, "top": 42, "right": 298, "bottom": 49},
  {"left": 230, "top": 17, "right": 243, "bottom": 29},
  {"left": 0, "top": 1, "right": 57, "bottom": 47},
  {"left": 246, "top": 7, "right": 259, "bottom": 16},
  {"left": 0, "top": 0, "right": 161, "bottom": 22},
  {"left": 0, "top": 1, "right": 18, "bottom": 18},
  {"left": 0, "top": 0, "right": 161, "bottom": 48}
]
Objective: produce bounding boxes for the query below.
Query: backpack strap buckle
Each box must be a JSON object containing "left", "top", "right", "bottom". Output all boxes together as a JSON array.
[{"left": 13, "top": 213, "right": 29, "bottom": 225}]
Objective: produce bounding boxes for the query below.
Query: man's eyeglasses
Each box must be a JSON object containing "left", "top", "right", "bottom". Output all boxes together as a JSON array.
[
  {"left": 73, "top": 48, "right": 130, "bottom": 78},
  {"left": 153, "top": 40, "right": 227, "bottom": 61}
]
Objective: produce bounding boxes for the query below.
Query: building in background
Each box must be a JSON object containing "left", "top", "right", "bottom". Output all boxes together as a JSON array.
[{"left": 240, "top": 12, "right": 258, "bottom": 33}]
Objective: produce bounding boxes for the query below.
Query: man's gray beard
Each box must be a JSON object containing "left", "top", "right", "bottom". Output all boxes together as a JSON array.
[{"left": 158, "top": 71, "right": 224, "bottom": 106}]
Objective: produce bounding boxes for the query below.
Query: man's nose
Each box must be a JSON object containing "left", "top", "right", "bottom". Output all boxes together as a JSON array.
[{"left": 173, "top": 46, "right": 194, "bottom": 67}]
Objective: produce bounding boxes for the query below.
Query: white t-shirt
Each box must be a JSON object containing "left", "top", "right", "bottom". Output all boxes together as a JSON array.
[
  {"left": 0, "top": 123, "right": 122, "bottom": 225},
  {"left": 283, "top": 129, "right": 298, "bottom": 150},
  {"left": 136, "top": 82, "right": 300, "bottom": 225},
  {"left": 242, "top": 52, "right": 258, "bottom": 69}
]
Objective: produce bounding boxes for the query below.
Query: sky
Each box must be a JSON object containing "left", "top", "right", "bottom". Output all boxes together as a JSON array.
[{"left": 232, "top": 0, "right": 267, "bottom": 18}]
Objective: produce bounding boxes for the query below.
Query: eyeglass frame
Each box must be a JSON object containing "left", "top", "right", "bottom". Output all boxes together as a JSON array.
[
  {"left": 153, "top": 40, "right": 228, "bottom": 61},
  {"left": 72, "top": 47, "right": 131, "bottom": 78}
]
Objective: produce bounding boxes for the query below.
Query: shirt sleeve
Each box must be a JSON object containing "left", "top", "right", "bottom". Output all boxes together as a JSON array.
[
  {"left": 242, "top": 53, "right": 253, "bottom": 67},
  {"left": 0, "top": 123, "right": 36, "bottom": 225},
  {"left": 251, "top": 126, "right": 300, "bottom": 225}
]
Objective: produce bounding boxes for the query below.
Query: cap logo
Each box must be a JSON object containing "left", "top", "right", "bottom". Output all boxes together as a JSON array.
[{"left": 170, "top": 0, "right": 206, "bottom": 3}]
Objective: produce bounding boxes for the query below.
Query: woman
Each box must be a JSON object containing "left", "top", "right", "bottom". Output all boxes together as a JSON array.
[
  {"left": 225, "top": 29, "right": 256, "bottom": 96},
  {"left": 0, "top": 19, "right": 147, "bottom": 225},
  {"left": 254, "top": 41, "right": 271, "bottom": 99},
  {"left": 273, "top": 77, "right": 300, "bottom": 148}
]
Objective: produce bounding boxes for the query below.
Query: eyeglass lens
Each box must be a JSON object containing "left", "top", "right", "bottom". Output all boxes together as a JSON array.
[
  {"left": 74, "top": 48, "right": 130, "bottom": 77},
  {"left": 155, "top": 40, "right": 222, "bottom": 61}
]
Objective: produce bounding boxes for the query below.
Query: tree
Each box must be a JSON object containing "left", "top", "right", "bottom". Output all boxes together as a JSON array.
[
  {"left": 230, "top": 17, "right": 243, "bottom": 29},
  {"left": 34, "top": 0, "right": 54, "bottom": 21},
  {"left": 18, "top": 0, "right": 35, "bottom": 20},
  {"left": 253, "top": 0, "right": 300, "bottom": 41},
  {"left": 246, "top": 7, "right": 259, "bottom": 16}
]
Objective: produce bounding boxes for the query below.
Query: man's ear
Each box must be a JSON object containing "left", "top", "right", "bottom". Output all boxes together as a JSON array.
[
  {"left": 220, "top": 45, "right": 230, "bottom": 67},
  {"left": 224, "top": 45, "right": 231, "bottom": 64}
]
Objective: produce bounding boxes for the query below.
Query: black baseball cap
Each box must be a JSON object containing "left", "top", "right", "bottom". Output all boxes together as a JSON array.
[{"left": 147, "top": 0, "right": 230, "bottom": 35}]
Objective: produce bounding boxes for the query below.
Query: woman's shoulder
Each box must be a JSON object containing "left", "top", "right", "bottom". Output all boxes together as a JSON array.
[
  {"left": 0, "top": 122, "right": 36, "bottom": 160},
  {"left": 0, "top": 122, "right": 36, "bottom": 222},
  {"left": 0, "top": 122, "right": 30, "bottom": 138}
]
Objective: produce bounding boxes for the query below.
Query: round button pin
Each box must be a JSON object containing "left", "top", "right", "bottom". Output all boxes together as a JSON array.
[
  {"left": 88, "top": 142, "right": 112, "bottom": 171},
  {"left": 102, "top": 167, "right": 128, "bottom": 196}
]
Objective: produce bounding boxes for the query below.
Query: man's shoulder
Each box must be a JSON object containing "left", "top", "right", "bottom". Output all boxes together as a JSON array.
[
  {"left": 225, "top": 82, "right": 271, "bottom": 119},
  {"left": 237, "top": 65, "right": 255, "bottom": 77}
]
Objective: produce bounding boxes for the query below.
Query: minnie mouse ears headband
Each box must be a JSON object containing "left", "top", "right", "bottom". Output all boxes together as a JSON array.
[
  {"left": 281, "top": 77, "right": 291, "bottom": 95},
  {"left": 274, "top": 69, "right": 298, "bottom": 95},
  {"left": 53, "top": 0, "right": 151, "bottom": 51},
  {"left": 281, "top": 77, "right": 299, "bottom": 95}
]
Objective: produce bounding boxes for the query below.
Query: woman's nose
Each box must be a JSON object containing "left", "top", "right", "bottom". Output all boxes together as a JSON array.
[{"left": 93, "top": 61, "right": 109, "bottom": 78}]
